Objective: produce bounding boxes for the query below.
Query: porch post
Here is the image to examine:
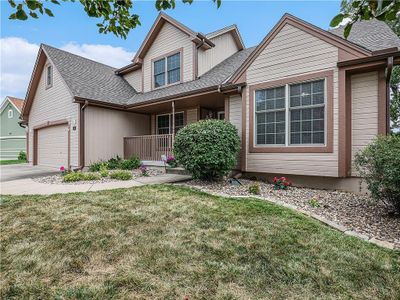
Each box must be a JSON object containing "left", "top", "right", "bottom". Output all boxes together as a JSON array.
[{"left": 171, "top": 100, "right": 175, "bottom": 145}]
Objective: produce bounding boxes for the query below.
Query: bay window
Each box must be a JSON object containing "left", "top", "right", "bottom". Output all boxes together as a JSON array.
[{"left": 254, "top": 78, "right": 326, "bottom": 147}]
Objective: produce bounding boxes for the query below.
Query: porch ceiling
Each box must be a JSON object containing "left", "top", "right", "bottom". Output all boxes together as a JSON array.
[{"left": 127, "top": 92, "right": 226, "bottom": 114}]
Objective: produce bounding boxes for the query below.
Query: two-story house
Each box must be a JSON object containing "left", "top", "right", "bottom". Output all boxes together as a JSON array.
[
  {"left": 1, "top": 96, "right": 26, "bottom": 160},
  {"left": 20, "top": 13, "right": 400, "bottom": 191}
]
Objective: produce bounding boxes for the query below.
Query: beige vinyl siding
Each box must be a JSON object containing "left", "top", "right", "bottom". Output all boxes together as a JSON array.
[
  {"left": 143, "top": 22, "right": 193, "bottom": 92},
  {"left": 229, "top": 94, "right": 242, "bottom": 169},
  {"left": 186, "top": 108, "right": 198, "bottom": 124},
  {"left": 198, "top": 32, "right": 239, "bottom": 76},
  {"left": 245, "top": 23, "right": 339, "bottom": 177},
  {"left": 123, "top": 69, "right": 142, "bottom": 92},
  {"left": 28, "top": 58, "right": 79, "bottom": 167},
  {"left": 84, "top": 106, "right": 150, "bottom": 164},
  {"left": 351, "top": 72, "right": 379, "bottom": 176}
]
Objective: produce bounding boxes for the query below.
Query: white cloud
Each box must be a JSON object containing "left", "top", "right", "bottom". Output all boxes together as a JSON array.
[
  {"left": 60, "top": 42, "right": 135, "bottom": 68},
  {"left": 0, "top": 37, "right": 39, "bottom": 101},
  {"left": 0, "top": 37, "right": 135, "bottom": 101}
]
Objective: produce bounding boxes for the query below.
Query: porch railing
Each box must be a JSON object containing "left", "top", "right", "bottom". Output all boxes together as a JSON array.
[{"left": 124, "top": 134, "right": 173, "bottom": 161}]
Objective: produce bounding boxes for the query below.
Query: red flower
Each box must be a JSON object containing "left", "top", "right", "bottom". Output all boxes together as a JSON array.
[
  {"left": 273, "top": 177, "right": 278, "bottom": 183},
  {"left": 284, "top": 181, "right": 289, "bottom": 186},
  {"left": 281, "top": 177, "right": 286, "bottom": 181},
  {"left": 60, "top": 166, "right": 65, "bottom": 172}
]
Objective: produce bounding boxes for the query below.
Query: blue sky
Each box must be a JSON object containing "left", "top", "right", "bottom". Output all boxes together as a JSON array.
[{"left": 1, "top": 0, "right": 341, "bottom": 100}]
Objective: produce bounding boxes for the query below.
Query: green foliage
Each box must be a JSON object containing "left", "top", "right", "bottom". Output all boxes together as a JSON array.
[
  {"left": 88, "top": 161, "right": 105, "bottom": 172},
  {"left": 248, "top": 183, "right": 261, "bottom": 195},
  {"left": 390, "top": 66, "right": 400, "bottom": 132},
  {"left": 17, "top": 151, "right": 27, "bottom": 161},
  {"left": 332, "top": 0, "right": 400, "bottom": 38},
  {"left": 63, "top": 172, "right": 101, "bottom": 182},
  {"left": 354, "top": 135, "right": 400, "bottom": 212},
  {"left": 119, "top": 155, "right": 141, "bottom": 170},
  {"left": 107, "top": 156, "right": 123, "bottom": 170},
  {"left": 308, "top": 198, "right": 321, "bottom": 208},
  {"left": 99, "top": 163, "right": 109, "bottom": 178},
  {"left": 110, "top": 170, "right": 133, "bottom": 181},
  {"left": 173, "top": 120, "right": 241, "bottom": 180},
  {"left": 7, "top": 0, "right": 222, "bottom": 39}
]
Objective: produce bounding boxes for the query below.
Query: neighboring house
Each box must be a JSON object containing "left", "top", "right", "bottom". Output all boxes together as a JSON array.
[
  {"left": 0, "top": 96, "right": 26, "bottom": 160},
  {"left": 20, "top": 13, "right": 400, "bottom": 191}
]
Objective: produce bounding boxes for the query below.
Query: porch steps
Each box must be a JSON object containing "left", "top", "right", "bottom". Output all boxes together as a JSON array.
[{"left": 166, "top": 167, "right": 191, "bottom": 176}]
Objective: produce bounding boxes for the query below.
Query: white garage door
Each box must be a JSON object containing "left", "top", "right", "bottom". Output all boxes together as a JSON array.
[{"left": 37, "top": 125, "right": 68, "bottom": 168}]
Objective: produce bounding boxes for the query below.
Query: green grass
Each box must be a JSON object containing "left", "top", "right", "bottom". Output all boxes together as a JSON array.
[
  {"left": 0, "top": 160, "right": 27, "bottom": 165},
  {"left": 1, "top": 185, "right": 399, "bottom": 299}
]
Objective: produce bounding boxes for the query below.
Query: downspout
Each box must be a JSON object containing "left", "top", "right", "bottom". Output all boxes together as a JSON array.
[
  {"left": 78, "top": 100, "right": 89, "bottom": 170},
  {"left": 386, "top": 57, "right": 394, "bottom": 134}
]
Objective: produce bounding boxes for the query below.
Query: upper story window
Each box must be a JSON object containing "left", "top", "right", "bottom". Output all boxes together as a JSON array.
[
  {"left": 255, "top": 78, "right": 326, "bottom": 146},
  {"left": 8, "top": 109, "right": 13, "bottom": 119},
  {"left": 46, "top": 64, "right": 53, "bottom": 88},
  {"left": 153, "top": 52, "right": 181, "bottom": 89}
]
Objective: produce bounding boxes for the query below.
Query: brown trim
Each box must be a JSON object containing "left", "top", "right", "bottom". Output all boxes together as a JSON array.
[
  {"left": 141, "top": 66, "right": 144, "bottom": 93},
  {"left": 231, "top": 14, "right": 370, "bottom": 84},
  {"left": 337, "top": 50, "right": 400, "bottom": 67},
  {"left": 26, "top": 131, "right": 29, "bottom": 163},
  {"left": 115, "top": 62, "right": 142, "bottom": 75},
  {"left": 241, "top": 86, "right": 247, "bottom": 172},
  {"left": 248, "top": 70, "right": 334, "bottom": 154},
  {"left": 193, "top": 43, "right": 198, "bottom": 80},
  {"left": 150, "top": 48, "right": 184, "bottom": 91},
  {"left": 79, "top": 104, "right": 85, "bottom": 167},
  {"left": 32, "top": 119, "right": 70, "bottom": 167},
  {"left": 378, "top": 69, "right": 388, "bottom": 135},
  {"left": 224, "top": 96, "right": 230, "bottom": 121}
]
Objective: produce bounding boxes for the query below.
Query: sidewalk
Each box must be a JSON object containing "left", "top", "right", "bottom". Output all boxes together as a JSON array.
[{"left": 0, "top": 174, "right": 191, "bottom": 195}]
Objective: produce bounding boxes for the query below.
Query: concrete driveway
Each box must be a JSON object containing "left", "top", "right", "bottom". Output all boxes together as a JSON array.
[{"left": 0, "top": 164, "right": 59, "bottom": 182}]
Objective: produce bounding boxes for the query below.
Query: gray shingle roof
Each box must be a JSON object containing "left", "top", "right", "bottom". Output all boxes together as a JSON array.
[
  {"left": 126, "top": 46, "right": 256, "bottom": 106},
  {"left": 329, "top": 19, "right": 400, "bottom": 52},
  {"left": 42, "top": 44, "right": 137, "bottom": 105}
]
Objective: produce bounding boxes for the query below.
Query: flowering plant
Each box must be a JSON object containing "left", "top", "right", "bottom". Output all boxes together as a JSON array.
[
  {"left": 60, "top": 166, "right": 66, "bottom": 175},
  {"left": 273, "top": 176, "right": 291, "bottom": 190},
  {"left": 139, "top": 164, "right": 149, "bottom": 177},
  {"left": 166, "top": 155, "right": 178, "bottom": 168}
]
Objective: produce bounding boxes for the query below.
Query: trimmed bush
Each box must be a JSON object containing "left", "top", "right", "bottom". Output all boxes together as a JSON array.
[
  {"left": 249, "top": 183, "right": 261, "bottom": 195},
  {"left": 173, "top": 120, "right": 241, "bottom": 180},
  {"left": 88, "top": 161, "right": 104, "bottom": 172},
  {"left": 63, "top": 172, "right": 100, "bottom": 182},
  {"left": 354, "top": 135, "right": 400, "bottom": 213},
  {"left": 120, "top": 156, "right": 141, "bottom": 170},
  {"left": 107, "top": 156, "right": 122, "bottom": 169},
  {"left": 18, "top": 151, "right": 27, "bottom": 161},
  {"left": 99, "top": 163, "right": 109, "bottom": 177},
  {"left": 110, "top": 170, "right": 132, "bottom": 180}
]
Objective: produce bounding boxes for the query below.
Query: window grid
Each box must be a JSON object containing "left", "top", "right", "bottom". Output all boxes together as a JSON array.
[
  {"left": 154, "top": 52, "right": 181, "bottom": 89},
  {"left": 254, "top": 78, "right": 326, "bottom": 147},
  {"left": 46, "top": 65, "right": 52, "bottom": 87},
  {"left": 157, "top": 112, "right": 184, "bottom": 135}
]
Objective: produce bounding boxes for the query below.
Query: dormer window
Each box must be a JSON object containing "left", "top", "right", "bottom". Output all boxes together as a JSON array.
[
  {"left": 46, "top": 64, "right": 53, "bottom": 88},
  {"left": 153, "top": 51, "right": 181, "bottom": 89}
]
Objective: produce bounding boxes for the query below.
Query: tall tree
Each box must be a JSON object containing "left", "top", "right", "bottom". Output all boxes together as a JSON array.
[{"left": 7, "top": 0, "right": 221, "bottom": 39}]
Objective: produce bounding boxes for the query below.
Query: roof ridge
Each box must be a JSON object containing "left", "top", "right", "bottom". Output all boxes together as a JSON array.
[
  {"left": 41, "top": 44, "right": 119, "bottom": 70},
  {"left": 206, "top": 24, "right": 238, "bottom": 37}
]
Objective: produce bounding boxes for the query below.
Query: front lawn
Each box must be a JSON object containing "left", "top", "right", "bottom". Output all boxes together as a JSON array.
[
  {"left": 0, "top": 160, "right": 26, "bottom": 165},
  {"left": 1, "top": 186, "right": 399, "bottom": 299}
]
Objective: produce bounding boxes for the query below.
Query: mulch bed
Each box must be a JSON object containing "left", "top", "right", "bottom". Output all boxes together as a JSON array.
[
  {"left": 33, "top": 168, "right": 165, "bottom": 185},
  {"left": 180, "top": 179, "right": 400, "bottom": 249}
]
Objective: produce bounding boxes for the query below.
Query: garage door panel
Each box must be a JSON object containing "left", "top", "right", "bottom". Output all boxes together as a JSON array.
[{"left": 37, "top": 125, "right": 68, "bottom": 168}]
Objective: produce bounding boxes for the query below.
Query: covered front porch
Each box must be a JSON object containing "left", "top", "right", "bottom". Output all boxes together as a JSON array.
[{"left": 123, "top": 91, "right": 228, "bottom": 162}]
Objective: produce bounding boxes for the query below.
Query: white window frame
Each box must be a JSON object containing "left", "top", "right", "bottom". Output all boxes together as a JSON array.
[
  {"left": 254, "top": 77, "right": 327, "bottom": 148},
  {"left": 156, "top": 111, "right": 185, "bottom": 134},
  {"left": 45, "top": 64, "right": 53, "bottom": 88},
  {"left": 153, "top": 51, "right": 182, "bottom": 90},
  {"left": 217, "top": 111, "right": 225, "bottom": 120},
  {"left": 8, "top": 109, "right": 13, "bottom": 118}
]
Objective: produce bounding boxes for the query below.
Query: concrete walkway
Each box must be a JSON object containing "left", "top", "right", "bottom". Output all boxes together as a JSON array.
[{"left": 0, "top": 174, "right": 191, "bottom": 195}]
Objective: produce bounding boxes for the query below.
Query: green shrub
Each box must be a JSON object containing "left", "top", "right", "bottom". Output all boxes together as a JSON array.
[
  {"left": 110, "top": 170, "right": 132, "bottom": 180},
  {"left": 107, "top": 156, "right": 122, "bottom": 169},
  {"left": 120, "top": 155, "right": 141, "bottom": 170},
  {"left": 99, "top": 163, "right": 109, "bottom": 177},
  {"left": 354, "top": 135, "right": 400, "bottom": 213},
  {"left": 173, "top": 120, "right": 240, "bottom": 180},
  {"left": 249, "top": 183, "right": 261, "bottom": 195},
  {"left": 88, "top": 161, "right": 105, "bottom": 172},
  {"left": 18, "top": 151, "right": 27, "bottom": 161},
  {"left": 63, "top": 172, "right": 101, "bottom": 182}
]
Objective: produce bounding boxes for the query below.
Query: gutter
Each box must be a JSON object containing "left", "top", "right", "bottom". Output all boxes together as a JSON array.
[
  {"left": 337, "top": 49, "right": 400, "bottom": 67},
  {"left": 78, "top": 100, "right": 89, "bottom": 170}
]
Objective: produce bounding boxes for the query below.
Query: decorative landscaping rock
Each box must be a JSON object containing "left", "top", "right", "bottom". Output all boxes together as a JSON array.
[
  {"left": 33, "top": 167, "right": 165, "bottom": 185},
  {"left": 180, "top": 179, "right": 400, "bottom": 249}
]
